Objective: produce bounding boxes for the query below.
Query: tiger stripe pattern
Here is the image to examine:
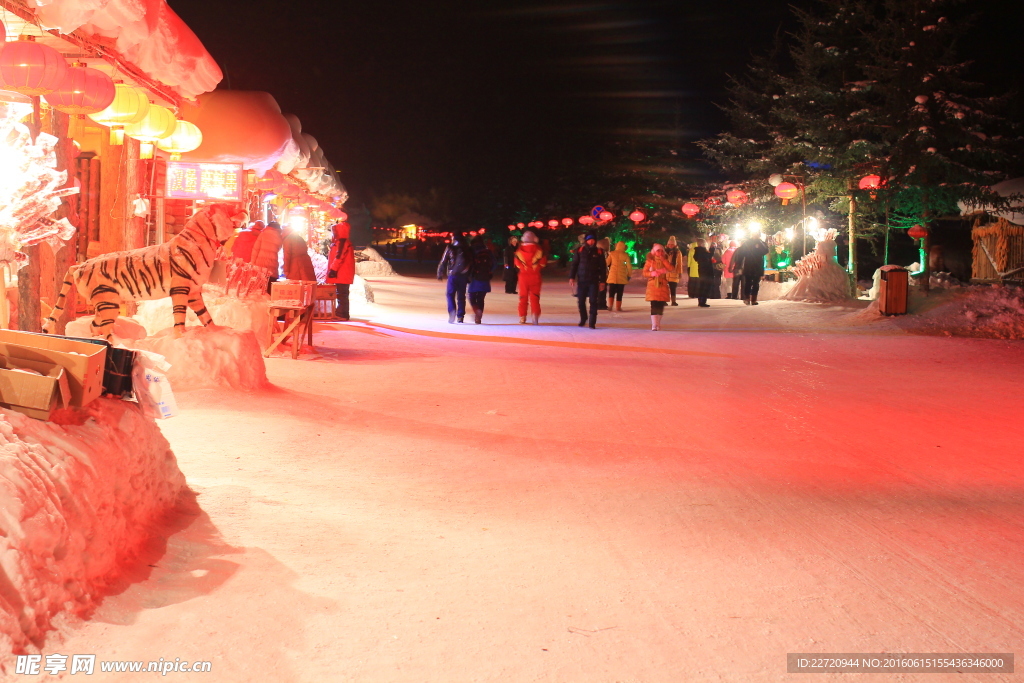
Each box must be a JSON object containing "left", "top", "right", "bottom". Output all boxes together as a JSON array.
[{"left": 43, "top": 204, "right": 244, "bottom": 339}]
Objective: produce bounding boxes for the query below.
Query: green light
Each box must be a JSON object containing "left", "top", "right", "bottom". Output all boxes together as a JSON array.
[{"left": 777, "top": 260, "right": 789, "bottom": 267}]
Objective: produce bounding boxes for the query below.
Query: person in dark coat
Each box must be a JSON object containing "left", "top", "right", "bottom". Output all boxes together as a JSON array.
[
  {"left": 691, "top": 241, "right": 716, "bottom": 307},
  {"left": 503, "top": 235, "right": 519, "bottom": 294},
  {"left": 437, "top": 233, "right": 473, "bottom": 323},
  {"left": 282, "top": 227, "right": 317, "bottom": 282},
  {"left": 735, "top": 235, "right": 769, "bottom": 305},
  {"left": 468, "top": 236, "right": 496, "bottom": 324},
  {"left": 569, "top": 232, "right": 608, "bottom": 329}
]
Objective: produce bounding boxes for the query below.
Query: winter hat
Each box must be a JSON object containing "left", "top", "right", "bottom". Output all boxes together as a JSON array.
[
  {"left": 650, "top": 243, "right": 665, "bottom": 255},
  {"left": 521, "top": 230, "right": 538, "bottom": 244},
  {"left": 584, "top": 233, "right": 597, "bottom": 242},
  {"left": 666, "top": 235, "right": 678, "bottom": 247}
]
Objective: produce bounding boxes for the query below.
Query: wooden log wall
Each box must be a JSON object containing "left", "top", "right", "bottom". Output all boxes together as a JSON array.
[{"left": 972, "top": 218, "right": 1024, "bottom": 281}]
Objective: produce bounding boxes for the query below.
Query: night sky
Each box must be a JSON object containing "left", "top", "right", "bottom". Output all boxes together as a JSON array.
[{"left": 169, "top": 0, "right": 1024, "bottom": 223}]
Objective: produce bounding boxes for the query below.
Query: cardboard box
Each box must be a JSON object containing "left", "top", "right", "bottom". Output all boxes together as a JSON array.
[
  {"left": 0, "top": 330, "right": 106, "bottom": 407},
  {"left": 0, "top": 356, "right": 71, "bottom": 420},
  {"left": 271, "top": 280, "right": 315, "bottom": 307}
]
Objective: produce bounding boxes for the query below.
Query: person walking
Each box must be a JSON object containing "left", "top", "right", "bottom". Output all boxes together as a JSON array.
[
  {"left": 282, "top": 227, "right": 317, "bottom": 282},
  {"left": 514, "top": 230, "right": 547, "bottom": 324},
  {"left": 326, "top": 222, "right": 356, "bottom": 320},
  {"left": 468, "top": 236, "right": 495, "bottom": 324},
  {"left": 710, "top": 234, "right": 728, "bottom": 299},
  {"left": 250, "top": 220, "right": 284, "bottom": 292},
  {"left": 437, "top": 233, "right": 473, "bottom": 323},
  {"left": 665, "top": 236, "right": 684, "bottom": 305},
  {"left": 686, "top": 239, "right": 702, "bottom": 299},
  {"left": 230, "top": 220, "right": 264, "bottom": 263},
  {"left": 735, "top": 234, "right": 769, "bottom": 305},
  {"left": 569, "top": 233, "right": 607, "bottom": 329},
  {"left": 605, "top": 241, "right": 632, "bottom": 311},
  {"left": 644, "top": 244, "right": 673, "bottom": 331},
  {"left": 503, "top": 235, "right": 519, "bottom": 294},
  {"left": 596, "top": 237, "right": 611, "bottom": 310},
  {"left": 691, "top": 240, "right": 715, "bottom": 307},
  {"left": 722, "top": 239, "right": 740, "bottom": 298}
]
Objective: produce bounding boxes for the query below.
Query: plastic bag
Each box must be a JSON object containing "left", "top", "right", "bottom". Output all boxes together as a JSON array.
[{"left": 131, "top": 349, "right": 179, "bottom": 419}]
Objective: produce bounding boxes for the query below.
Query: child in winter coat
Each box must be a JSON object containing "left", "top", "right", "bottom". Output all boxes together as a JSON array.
[
  {"left": 514, "top": 231, "right": 547, "bottom": 324},
  {"left": 605, "top": 241, "right": 632, "bottom": 311},
  {"left": 644, "top": 244, "right": 673, "bottom": 331}
]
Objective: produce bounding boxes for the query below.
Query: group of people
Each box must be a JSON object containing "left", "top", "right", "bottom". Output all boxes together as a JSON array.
[
  {"left": 228, "top": 219, "right": 356, "bottom": 320},
  {"left": 438, "top": 229, "right": 770, "bottom": 331}
]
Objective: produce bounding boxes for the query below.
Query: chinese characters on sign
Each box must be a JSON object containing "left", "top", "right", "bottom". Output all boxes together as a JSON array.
[{"left": 166, "top": 162, "right": 243, "bottom": 201}]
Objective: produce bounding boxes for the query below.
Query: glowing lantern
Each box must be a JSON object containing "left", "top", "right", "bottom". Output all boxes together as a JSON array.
[
  {"left": 682, "top": 203, "right": 700, "bottom": 218},
  {"left": 156, "top": 120, "right": 203, "bottom": 160},
  {"left": 125, "top": 104, "right": 177, "bottom": 159},
  {"left": 598, "top": 210, "right": 614, "bottom": 222},
  {"left": 0, "top": 35, "right": 68, "bottom": 97},
  {"left": 508, "top": 224, "right": 515, "bottom": 230},
  {"left": 548, "top": 219, "right": 559, "bottom": 227},
  {"left": 726, "top": 189, "right": 748, "bottom": 205},
  {"left": 89, "top": 83, "right": 150, "bottom": 144},
  {"left": 774, "top": 182, "right": 799, "bottom": 205},
  {"left": 479, "top": 228, "right": 486, "bottom": 234},
  {"left": 517, "top": 222, "right": 525, "bottom": 229},
  {"left": 579, "top": 215, "right": 595, "bottom": 226},
  {"left": 858, "top": 174, "right": 881, "bottom": 190},
  {"left": 908, "top": 224, "right": 928, "bottom": 240},
  {"left": 629, "top": 210, "right": 646, "bottom": 223},
  {"left": 561, "top": 217, "right": 573, "bottom": 226},
  {"left": 43, "top": 62, "right": 116, "bottom": 115}
]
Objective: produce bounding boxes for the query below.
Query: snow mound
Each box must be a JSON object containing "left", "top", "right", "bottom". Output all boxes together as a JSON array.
[
  {"left": 356, "top": 248, "right": 397, "bottom": 277},
  {"left": 0, "top": 399, "right": 186, "bottom": 654},
  {"left": 754, "top": 279, "right": 794, "bottom": 301},
  {"left": 781, "top": 239, "right": 852, "bottom": 303},
  {"left": 355, "top": 274, "right": 375, "bottom": 304},
  {"left": 128, "top": 325, "right": 269, "bottom": 391},
  {"left": 134, "top": 292, "right": 272, "bottom": 350}
]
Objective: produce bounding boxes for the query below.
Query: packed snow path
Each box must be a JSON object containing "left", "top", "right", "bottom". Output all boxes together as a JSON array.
[{"left": 49, "top": 276, "right": 1023, "bottom": 682}]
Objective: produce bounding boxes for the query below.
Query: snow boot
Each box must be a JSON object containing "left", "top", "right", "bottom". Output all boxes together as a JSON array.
[
  {"left": 743, "top": 298, "right": 751, "bottom": 306},
  {"left": 608, "top": 294, "right": 615, "bottom": 310},
  {"left": 651, "top": 315, "right": 662, "bottom": 331},
  {"left": 532, "top": 314, "right": 540, "bottom": 325},
  {"left": 751, "top": 297, "right": 758, "bottom": 305},
  {"left": 519, "top": 316, "right": 527, "bottom": 324},
  {"left": 457, "top": 316, "right": 465, "bottom": 323},
  {"left": 448, "top": 311, "right": 457, "bottom": 323},
  {"left": 473, "top": 307, "right": 483, "bottom": 324},
  {"left": 615, "top": 301, "right": 622, "bottom": 312}
]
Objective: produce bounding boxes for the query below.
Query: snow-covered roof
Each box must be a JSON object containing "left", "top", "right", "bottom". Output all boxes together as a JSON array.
[
  {"left": 959, "top": 177, "right": 1024, "bottom": 226},
  {"left": 34, "top": 0, "right": 222, "bottom": 100}
]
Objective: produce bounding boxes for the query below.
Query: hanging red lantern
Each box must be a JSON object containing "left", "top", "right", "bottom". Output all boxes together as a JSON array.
[
  {"left": 548, "top": 219, "right": 559, "bottom": 228},
  {"left": 598, "top": 210, "right": 614, "bottom": 222},
  {"left": 774, "top": 182, "right": 799, "bottom": 205},
  {"left": 907, "top": 224, "right": 928, "bottom": 240},
  {"left": 859, "top": 174, "right": 882, "bottom": 199},
  {"left": 508, "top": 224, "right": 516, "bottom": 230},
  {"left": 43, "top": 62, "right": 116, "bottom": 115},
  {"left": 726, "top": 189, "right": 748, "bottom": 205},
  {"left": 579, "top": 215, "right": 595, "bottom": 226},
  {"left": 629, "top": 210, "right": 646, "bottom": 223},
  {"left": 561, "top": 217, "right": 574, "bottom": 226},
  {"left": 0, "top": 35, "right": 68, "bottom": 97},
  {"left": 517, "top": 222, "right": 525, "bottom": 229},
  {"left": 682, "top": 203, "right": 700, "bottom": 218}
]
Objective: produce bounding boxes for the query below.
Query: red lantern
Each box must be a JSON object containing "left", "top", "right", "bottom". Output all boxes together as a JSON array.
[
  {"left": 908, "top": 224, "right": 928, "bottom": 240},
  {"left": 774, "top": 182, "right": 799, "bottom": 205},
  {"left": 517, "top": 222, "right": 525, "bottom": 229},
  {"left": 598, "top": 210, "right": 614, "bottom": 222},
  {"left": 548, "top": 219, "right": 559, "bottom": 228},
  {"left": 629, "top": 210, "right": 646, "bottom": 223},
  {"left": 858, "top": 174, "right": 882, "bottom": 190},
  {"left": 561, "top": 217, "right": 573, "bottom": 226},
  {"left": 43, "top": 62, "right": 116, "bottom": 115},
  {"left": 0, "top": 36, "right": 68, "bottom": 97},
  {"left": 507, "top": 224, "right": 516, "bottom": 230},
  {"left": 726, "top": 189, "right": 748, "bottom": 205},
  {"left": 579, "top": 215, "right": 595, "bottom": 226},
  {"left": 682, "top": 203, "right": 700, "bottom": 218},
  {"left": 479, "top": 228, "right": 486, "bottom": 234}
]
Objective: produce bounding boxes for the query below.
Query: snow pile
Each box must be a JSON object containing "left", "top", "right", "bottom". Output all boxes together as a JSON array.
[
  {"left": 0, "top": 399, "right": 186, "bottom": 653},
  {"left": 134, "top": 291, "right": 272, "bottom": 350},
  {"left": 356, "top": 248, "right": 397, "bottom": 277},
  {"left": 355, "top": 274, "right": 375, "bottom": 305},
  {"left": 128, "top": 325, "right": 268, "bottom": 391},
  {"left": 754, "top": 279, "right": 795, "bottom": 301},
  {"left": 781, "top": 237, "right": 852, "bottom": 303}
]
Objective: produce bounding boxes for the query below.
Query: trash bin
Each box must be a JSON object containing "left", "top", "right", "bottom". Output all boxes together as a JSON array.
[{"left": 878, "top": 266, "right": 909, "bottom": 316}]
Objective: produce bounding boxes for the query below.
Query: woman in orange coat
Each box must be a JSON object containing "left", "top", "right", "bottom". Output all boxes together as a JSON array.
[
  {"left": 326, "top": 222, "right": 356, "bottom": 320},
  {"left": 644, "top": 244, "right": 673, "bottom": 331},
  {"left": 282, "top": 227, "right": 317, "bottom": 282}
]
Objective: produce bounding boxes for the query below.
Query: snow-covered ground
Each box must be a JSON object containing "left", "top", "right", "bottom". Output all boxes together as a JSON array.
[{"left": 25, "top": 274, "right": 1024, "bottom": 682}]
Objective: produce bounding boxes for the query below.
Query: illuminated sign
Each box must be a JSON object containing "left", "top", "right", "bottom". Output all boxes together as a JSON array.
[{"left": 166, "top": 162, "right": 243, "bottom": 201}]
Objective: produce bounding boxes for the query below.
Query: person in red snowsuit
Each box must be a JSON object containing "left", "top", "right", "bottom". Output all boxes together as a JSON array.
[
  {"left": 326, "top": 222, "right": 356, "bottom": 320},
  {"left": 514, "top": 230, "right": 547, "bottom": 324}
]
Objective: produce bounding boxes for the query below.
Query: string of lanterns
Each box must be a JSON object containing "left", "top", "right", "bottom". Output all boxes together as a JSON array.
[
  {"left": 506, "top": 207, "right": 649, "bottom": 231},
  {"left": 0, "top": 22, "right": 203, "bottom": 160}
]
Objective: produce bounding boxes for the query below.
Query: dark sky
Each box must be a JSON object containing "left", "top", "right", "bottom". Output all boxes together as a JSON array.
[{"left": 168, "top": 0, "right": 1023, "bottom": 219}]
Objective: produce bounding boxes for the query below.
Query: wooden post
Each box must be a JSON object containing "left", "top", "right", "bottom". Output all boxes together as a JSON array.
[{"left": 18, "top": 246, "right": 41, "bottom": 332}]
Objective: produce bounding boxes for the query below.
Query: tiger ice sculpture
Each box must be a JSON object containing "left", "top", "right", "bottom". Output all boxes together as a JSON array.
[{"left": 43, "top": 204, "right": 246, "bottom": 339}]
